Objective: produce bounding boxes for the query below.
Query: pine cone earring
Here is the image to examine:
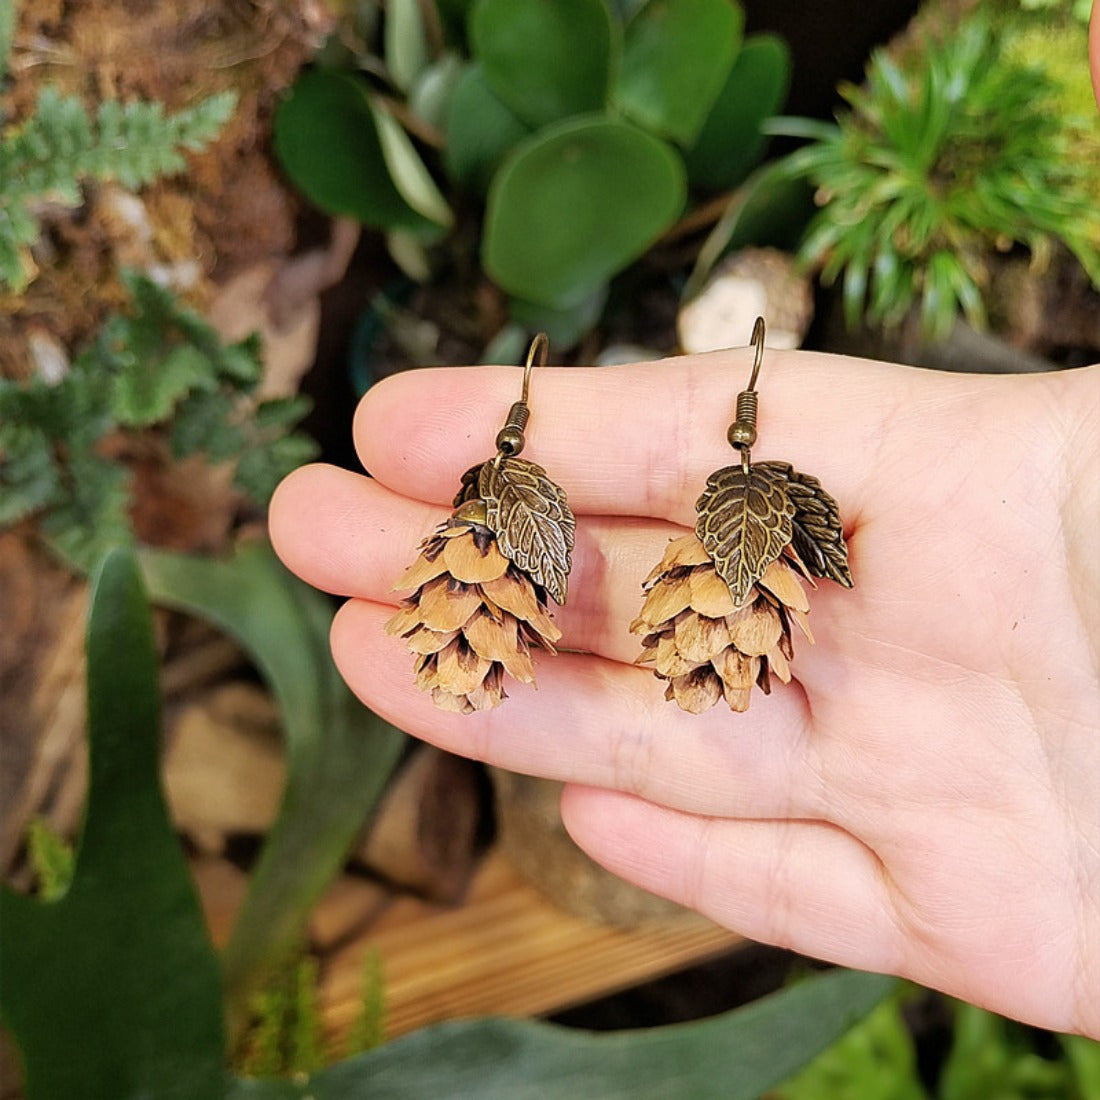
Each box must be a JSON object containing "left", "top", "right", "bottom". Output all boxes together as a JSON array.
[
  {"left": 386, "top": 334, "right": 575, "bottom": 713},
  {"left": 631, "top": 318, "right": 853, "bottom": 714}
]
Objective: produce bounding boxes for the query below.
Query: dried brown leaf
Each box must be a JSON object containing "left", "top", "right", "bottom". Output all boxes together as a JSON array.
[
  {"left": 666, "top": 667, "right": 722, "bottom": 714},
  {"left": 635, "top": 573, "right": 694, "bottom": 629},
  {"left": 384, "top": 602, "right": 422, "bottom": 637},
  {"left": 689, "top": 567, "right": 737, "bottom": 617},
  {"left": 405, "top": 625, "right": 459, "bottom": 655},
  {"left": 442, "top": 532, "right": 510, "bottom": 583},
  {"left": 758, "top": 558, "right": 810, "bottom": 614},
  {"left": 727, "top": 601, "right": 783, "bottom": 657},
  {"left": 463, "top": 609, "right": 517, "bottom": 663},
  {"left": 674, "top": 611, "right": 731, "bottom": 665},
  {"left": 392, "top": 547, "right": 450, "bottom": 591},
  {"left": 767, "top": 646, "right": 792, "bottom": 684},
  {"left": 416, "top": 576, "right": 482, "bottom": 633},
  {"left": 436, "top": 640, "right": 492, "bottom": 695},
  {"left": 655, "top": 633, "right": 700, "bottom": 678}
]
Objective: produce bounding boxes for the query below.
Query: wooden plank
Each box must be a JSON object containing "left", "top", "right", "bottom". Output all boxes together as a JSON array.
[{"left": 319, "top": 850, "right": 742, "bottom": 1043}]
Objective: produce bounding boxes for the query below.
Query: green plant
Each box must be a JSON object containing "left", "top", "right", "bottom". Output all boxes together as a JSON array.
[
  {"left": 773, "top": 987, "right": 1100, "bottom": 1100},
  {"left": 273, "top": 0, "right": 790, "bottom": 346},
  {"left": 24, "top": 818, "right": 75, "bottom": 903},
  {"left": 770, "top": 16, "right": 1100, "bottom": 341},
  {"left": 237, "top": 949, "right": 387, "bottom": 1077},
  {"left": 138, "top": 541, "right": 407, "bottom": 1043},
  {"left": 0, "top": 271, "right": 318, "bottom": 572},
  {"left": 1, "top": 545, "right": 894, "bottom": 1098},
  {"left": 1017, "top": 0, "right": 1091, "bottom": 22},
  {"left": 0, "top": 85, "right": 236, "bottom": 291}
]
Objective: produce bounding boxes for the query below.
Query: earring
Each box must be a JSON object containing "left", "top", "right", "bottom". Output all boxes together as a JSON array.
[
  {"left": 631, "top": 318, "right": 852, "bottom": 714},
  {"left": 386, "top": 334, "right": 575, "bottom": 713}
]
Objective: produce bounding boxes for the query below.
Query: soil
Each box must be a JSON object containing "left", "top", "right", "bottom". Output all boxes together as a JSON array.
[{"left": 1, "top": 0, "right": 320, "bottom": 380}]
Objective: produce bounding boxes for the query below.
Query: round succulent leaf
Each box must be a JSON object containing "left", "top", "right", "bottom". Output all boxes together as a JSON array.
[
  {"left": 483, "top": 116, "right": 686, "bottom": 308},
  {"left": 274, "top": 69, "right": 444, "bottom": 231},
  {"left": 409, "top": 53, "right": 465, "bottom": 131},
  {"left": 469, "top": 0, "right": 615, "bottom": 129},
  {"left": 444, "top": 63, "right": 530, "bottom": 194},
  {"left": 508, "top": 284, "right": 609, "bottom": 349},
  {"left": 683, "top": 34, "right": 792, "bottom": 191},
  {"left": 614, "top": 0, "right": 742, "bottom": 147}
]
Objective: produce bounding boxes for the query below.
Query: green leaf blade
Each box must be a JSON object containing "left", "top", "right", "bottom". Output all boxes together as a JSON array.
[
  {"left": 0, "top": 548, "right": 227, "bottom": 1100},
  {"left": 138, "top": 543, "right": 407, "bottom": 1042},
  {"left": 470, "top": 0, "right": 615, "bottom": 129},
  {"left": 227, "top": 968, "right": 895, "bottom": 1099},
  {"left": 273, "top": 70, "right": 443, "bottom": 232},
  {"left": 483, "top": 116, "right": 686, "bottom": 307},
  {"left": 444, "top": 62, "right": 530, "bottom": 194},
  {"left": 615, "top": 0, "right": 742, "bottom": 147},
  {"left": 683, "top": 32, "right": 791, "bottom": 190}
]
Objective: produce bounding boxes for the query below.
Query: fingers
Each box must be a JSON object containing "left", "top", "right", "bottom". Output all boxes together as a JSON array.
[
  {"left": 352, "top": 349, "right": 936, "bottom": 526},
  {"left": 559, "top": 785, "right": 904, "bottom": 977},
  {"left": 330, "top": 598, "right": 828, "bottom": 822},
  {"left": 272, "top": 462, "right": 685, "bottom": 663}
]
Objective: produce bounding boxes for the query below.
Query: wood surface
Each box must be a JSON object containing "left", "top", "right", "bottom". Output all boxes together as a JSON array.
[{"left": 317, "top": 849, "right": 743, "bottom": 1044}]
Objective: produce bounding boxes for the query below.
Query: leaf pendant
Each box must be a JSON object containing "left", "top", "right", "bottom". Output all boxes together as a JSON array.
[
  {"left": 695, "top": 463, "right": 795, "bottom": 607},
  {"left": 758, "top": 462, "right": 853, "bottom": 589},
  {"left": 476, "top": 456, "right": 575, "bottom": 605}
]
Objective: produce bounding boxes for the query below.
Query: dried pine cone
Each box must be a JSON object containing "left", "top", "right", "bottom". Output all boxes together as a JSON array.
[
  {"left": 386, "top": 500, "right": 563, "bottom": 713},
  {"left": 630, "top": 532, "right": 814, "bottom": 714}
]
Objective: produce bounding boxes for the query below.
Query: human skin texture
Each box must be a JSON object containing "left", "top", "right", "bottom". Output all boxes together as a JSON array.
[{"left": 270, "top": 349, "right": 1100, "bottom": 1039}]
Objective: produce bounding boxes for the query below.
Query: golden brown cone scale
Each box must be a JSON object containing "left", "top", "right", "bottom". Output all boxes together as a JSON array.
[
  {"left": 387, "top": 513, "right": 562, "bottom": 713},
  {"left": 631, "top": 533, "right": 809, "bottom": 714}
]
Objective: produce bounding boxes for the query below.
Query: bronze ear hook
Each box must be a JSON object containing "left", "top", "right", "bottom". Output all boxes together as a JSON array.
[
  {"left": 631, "top": 317, "right": 853, "bottom": 715},
  {"left": 386, "top": 333, "right": 575, "bottom": 713},
  {"left": 494, "top": 331, "right": 546, "bottom": 457},
  {"left": 727, "top": 315, "right": 765, "bottom": 475}
]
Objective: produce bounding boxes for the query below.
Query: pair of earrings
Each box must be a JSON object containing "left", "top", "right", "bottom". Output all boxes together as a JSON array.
[{"left": 385, "top": 320, "right": 852, "bottom": 715}]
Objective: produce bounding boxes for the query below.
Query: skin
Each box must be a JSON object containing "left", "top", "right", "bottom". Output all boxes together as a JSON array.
[{"left": 269, "top": 350, "right": 1100, "bottom": 1038}]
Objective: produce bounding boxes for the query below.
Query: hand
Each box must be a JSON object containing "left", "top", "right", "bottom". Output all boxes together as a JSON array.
[{"left": 269, "top": 348, "right": 1100, "bottom": 1038}]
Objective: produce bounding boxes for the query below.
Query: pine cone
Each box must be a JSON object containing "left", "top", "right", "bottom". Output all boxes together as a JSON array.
[
  {"left": 386, "top": 501, "right": 562, "bottom": 713},
  {"left": 630, "top": 532, "right": 814, "bottom": 714}
]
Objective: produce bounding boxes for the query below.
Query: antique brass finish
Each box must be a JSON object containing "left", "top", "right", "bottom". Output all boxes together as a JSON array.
[
  {"left": 725, "top": 315, "right": 765, "bottom": 471},
  {"left": 633, "top": 316, "right": 853, "bottom": 714},
  {"left": 494, "top": 331, "right": 547, "bottom": 457},
  {"left": 387, "top": 333, "right": 575, "bottom": 712}
]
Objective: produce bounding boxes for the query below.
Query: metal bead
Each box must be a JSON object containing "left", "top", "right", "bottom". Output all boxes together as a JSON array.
[
  {"left": 453, "top": 499, "right": 488, "bottom": 525},
  {"left": 496, "top": 426, "right": 525, "bottom": 455},
  {"left": 727, "top": 421, "right": 757, "bottom": 449}
]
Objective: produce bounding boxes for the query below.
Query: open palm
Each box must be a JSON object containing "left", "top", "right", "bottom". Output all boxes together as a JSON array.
[{"left": 270, "top": 348, "right": 1099, "bottom": 1038}]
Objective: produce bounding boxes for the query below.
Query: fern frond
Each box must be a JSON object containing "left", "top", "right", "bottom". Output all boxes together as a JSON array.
[{"left": 0, "top": 88, "right": 237, "bottom": 290}]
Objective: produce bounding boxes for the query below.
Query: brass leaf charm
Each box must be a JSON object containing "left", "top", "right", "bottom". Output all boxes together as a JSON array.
[
  {"left": 478, "top": 457, "right": 575, "bottom": 604},
  {"left": 454, "top": 464, "right": 483, "bottom": 508},
  {"left": 758, "top": 461, "right": 853, "bottom": 589},
  {"left": 695, "top": 463, "right": 795, "bottom": 607}
]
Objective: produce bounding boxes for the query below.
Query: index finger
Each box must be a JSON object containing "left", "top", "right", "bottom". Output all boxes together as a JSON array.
[{"left": 353, "top": 347, "right": 948, "bottom": 527}]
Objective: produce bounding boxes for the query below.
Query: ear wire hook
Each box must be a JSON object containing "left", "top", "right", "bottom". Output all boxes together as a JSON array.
[
  {"left": 727, "top": 317, "right": 766, "bottom": 476},
  {"left": 496, "top": 332, "right": 549, "bottom": 458}
]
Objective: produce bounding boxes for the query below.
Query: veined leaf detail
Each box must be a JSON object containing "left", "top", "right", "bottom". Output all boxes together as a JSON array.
[
  {"left": 454, "top": 463, "right": 484, "bottom": 507},
  {"left": 479, "top": 457, "right": 575, "bottom": 604},
  {"left": 695, "top": 464, "right": 794, "bottom": 607},
  {"left": 758, "top": 461, "right": 853, "bottom": 588}
]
